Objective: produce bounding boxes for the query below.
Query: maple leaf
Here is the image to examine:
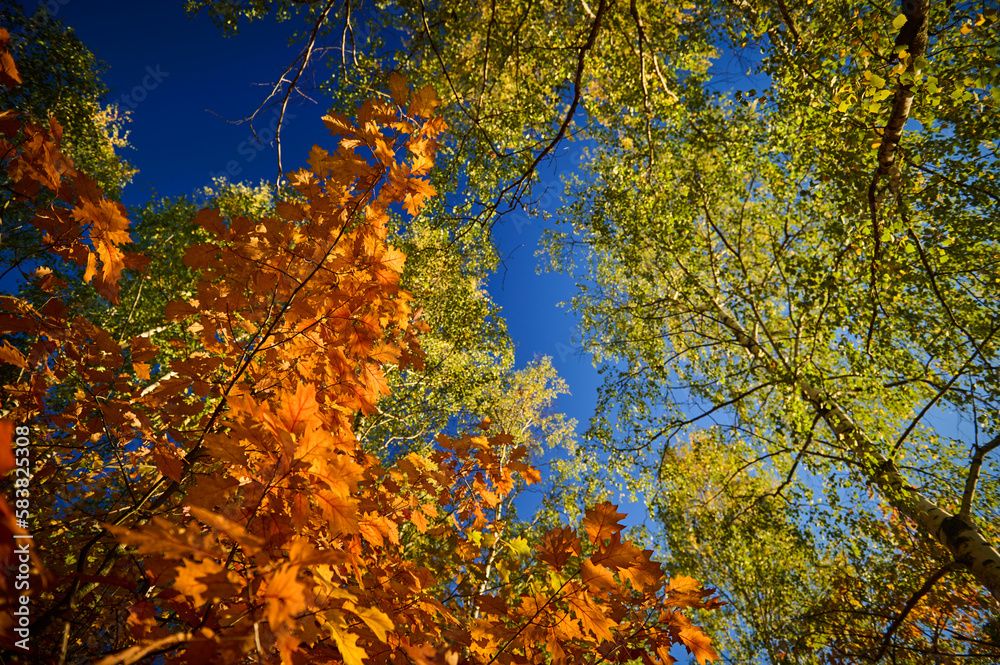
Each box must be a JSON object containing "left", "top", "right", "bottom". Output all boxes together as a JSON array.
[
  {"left": 583, "top": 501, "right": 627, "bottom": 545},
  {"left": 324, "top": 611, "right": 368, "bottom": 665}
]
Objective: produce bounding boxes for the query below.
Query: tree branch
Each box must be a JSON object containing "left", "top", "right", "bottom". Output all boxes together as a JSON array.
[
  {"left": 872, "top": 564, "right": 954, "bottom": 663},
  {"left": 960, "top": 430, "right": 1000, "bottom": 520}
]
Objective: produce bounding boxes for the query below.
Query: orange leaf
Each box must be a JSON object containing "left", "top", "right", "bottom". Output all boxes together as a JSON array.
[
  {"left": 537, "top": 526, "right": 581, "bottom": 571},
  {"left": 275, "top": 382, "right": 319, "bottom": 434},
  {"left": 410, "top": 85, "right": 440, "bottom": 117},
  {"left": 263, "top": 565, "right": 307, "bottom": 629},
  {"left": 152, "top": 440, "right": 184, "bottom": 482},
  {"left": 566, "top": 590, "right": 617, "bottom": 641},
  {"left": 618, "top": 551, "right": 663, "bottom": 592},
  {"left": 174, "top": 559, "right": 244, "bottom": 606},
  {"left": 590, "top": 532, "right": 643, "bottom": 571},
  {"left": 0, "top": 52, "right": 20, "bottom": 88},
  {"left": 322, "top": 494, "right": 360, "bottom": 534},
  {"left": 679, "top": 626, "right": 719, "bottom": 665},
  {"left": 388, "top": 72, "right": 409, "bottom": 105},
  {"left": 0, "top": 341, "right": 27, "bottom": 368},
  {"left": 583, "top": 501, "right": 627, "bottom": 545},
  {"left": 325, "top": 611, "right": 368, "bottom": 665},
  {"left": 667, "top": 575, "right": 703, "bottom": 594},
  {"left": 580, "top": 559, "right": 617, "bottom": 591}
]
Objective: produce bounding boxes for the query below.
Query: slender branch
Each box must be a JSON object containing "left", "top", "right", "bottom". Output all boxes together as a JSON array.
[
  {"left": 274, "top": 0, "right": 339, "bottom": 186},
  {"left": 630, "top": 0, "right": 654, "bottom": 176},
  {"left": 774, "top": 0, "right": 801, "bottom": 45},
  {"left": 92, "top": 631, "right": 194, "bottom": 665},
  {"left": 960, "top": 431, "right": 1000, "bottom": 520},
  {"left": 493, "top": 0, "right": 610, "bottom": 206},
  {"left": 872, "top": 564, "right": 954, "bottom": 663},
  {"left": 890, "top": 323, "right": 999, "bottom": 456}
]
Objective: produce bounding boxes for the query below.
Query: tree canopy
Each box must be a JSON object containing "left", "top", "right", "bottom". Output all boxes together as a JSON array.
[{"left": 2, "top": 0, "right": 999, "bottom": 663}]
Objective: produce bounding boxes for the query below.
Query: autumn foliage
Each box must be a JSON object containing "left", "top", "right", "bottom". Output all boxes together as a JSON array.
[{"left": 0, "top": 39, "right": 720, "bottom": 664}]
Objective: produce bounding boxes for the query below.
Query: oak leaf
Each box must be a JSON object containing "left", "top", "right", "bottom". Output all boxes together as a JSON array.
[
  {"left": 591, "top": 532, "right": 643, "bottom": 571},
  {"left": 583, "top": 501, "right": 627, "bottom": 545},
  {"left": 679, "top": 625, "right": 719, "bottom": 665},
  {"left": 537, "top": 526, "right": 581, "bottom": 571},
  {"left": 410, "top": 85, "right": 441, "bottom": 117},
  {"left": 388, "top": 71, "right": 409, "bottom": 105},
  {"left": 263, "top": 565, "right": 307, "bottom": 629}
]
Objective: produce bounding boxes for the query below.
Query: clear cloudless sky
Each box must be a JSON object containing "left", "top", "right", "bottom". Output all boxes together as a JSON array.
[{"left": 17, "top": 0, "right": 618, "bottom": 513}]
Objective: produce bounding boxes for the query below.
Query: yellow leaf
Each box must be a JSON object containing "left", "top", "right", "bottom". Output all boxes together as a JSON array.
[
  {"left": 892, "top": 13, "right": 907, "bottom": 29},
  {"left": 354, "top": 605, "right": 393, "bottom": 642},
  {"left": 325, "top": 611, "right": 367, "bottom": 665}
]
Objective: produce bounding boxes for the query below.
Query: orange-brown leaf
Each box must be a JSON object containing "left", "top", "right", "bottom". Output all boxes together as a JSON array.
[
  {"left": 583, "top": 501, "right": 627, "bottom": 545},
  {"left": 325, "top": 611, "right": 367, "bottom": 665},
  {"left": 537, "top": 526, "right": 581, "bottom": 571},
  {"left": 0, "top": 51, "right": 20, "bottom": 88},
  {"left": 388, "top": 72, "right": 409, "bottom": 105},
  {"left": 679, "top": 626, "right": 719, "bottom": 665},
  {"left": 0, "top": 341, "right": 27, "bottom": 368},
  {"left": 263, "top": 565, "right": 307, "bottom": 629},
  {"left": 410, "top": 85, "right": 440, "bottom": 117},
  {"left": 152, "top": 440, "right": 184, "bottom": 482},
  {"left": 590, "top": 533, "right": 643, "bottom": 571}
]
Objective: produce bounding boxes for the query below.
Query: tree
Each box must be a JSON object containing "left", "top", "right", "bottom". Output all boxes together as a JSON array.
[
  {"left": 538, "top": 1, "right": 1000, "bottom": 661},
  {"left": 0, "top": 44, "right": 720, "bottom": 663}
]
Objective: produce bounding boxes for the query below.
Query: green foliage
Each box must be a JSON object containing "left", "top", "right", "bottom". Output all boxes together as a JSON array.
[{"left": 0, "top": 0, "right": 136, "bottom": 198}]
